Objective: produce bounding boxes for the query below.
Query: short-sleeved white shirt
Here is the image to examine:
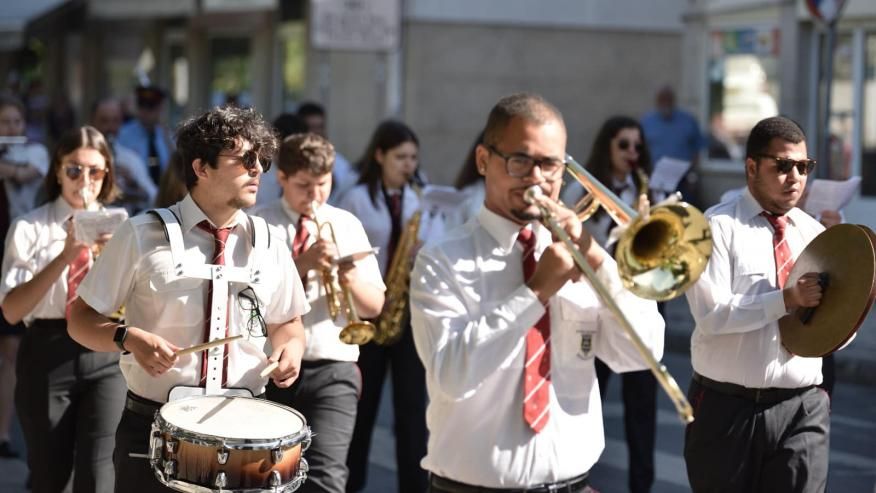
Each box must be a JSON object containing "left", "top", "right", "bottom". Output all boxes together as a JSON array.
[{"left": 77, "top": 194, "right": 310, "bottom": 402}]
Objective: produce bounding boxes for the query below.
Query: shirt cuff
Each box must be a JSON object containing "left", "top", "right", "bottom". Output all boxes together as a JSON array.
[
  {"left": 593, "top": 255, "right": 624, "bottom": 297},
  {"left": 763, "top": 289, "right": 787, "bottom": 319}
]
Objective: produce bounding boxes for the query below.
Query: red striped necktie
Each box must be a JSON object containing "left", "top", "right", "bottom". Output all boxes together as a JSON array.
[
  {"left": 197, "top": 220, "right": 233, "bottom": 386},
  {"left": 292, "top": 214, "right": 311, "bottom": 258},
  {"left": 762, "top": 212, "right": 794, "bottom": 289},
  {"left": 517, "top": 226, "right": 551, "bottom": 433},
  {"left": 65, "top": 248, "right": 91, "bottom": 319}
]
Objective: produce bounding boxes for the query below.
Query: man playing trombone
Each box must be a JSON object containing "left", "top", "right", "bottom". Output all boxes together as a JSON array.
[
  {"left": 410, "top": 92, "right": 664, "bottom": 492},
  {"left": 253, "top": 132, "right": 385, "bottom": 493}
]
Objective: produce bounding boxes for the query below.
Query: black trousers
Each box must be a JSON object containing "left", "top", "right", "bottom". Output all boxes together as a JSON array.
[
  {"left": 267, "top": 360, "right": 360, "bottom": 493},
  {"left": 113, "top": 405, "right": 172, "bottom": 493},
  {"left": 15, "top": 319, "right": 125, "bottom": 493},
  {"left": 684, "top": 378, "right": 830, "bottom": 493},
  {"left": 346, "top": 325, "right": 428, "bottom": 493},
  {"left": 595, "top": 360, "right": 657, "bottom": 493}
]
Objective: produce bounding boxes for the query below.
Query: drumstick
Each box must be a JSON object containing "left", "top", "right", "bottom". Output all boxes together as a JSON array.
[
  {"left": 260, "top": 360, "right": 279, "bottom": 378},
  {"left": 176, "top": 335, "right": 243, "bottom": 356}
]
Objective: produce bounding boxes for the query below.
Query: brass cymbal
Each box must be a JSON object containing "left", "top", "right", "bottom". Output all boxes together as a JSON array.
[{"left": 779, "top": 224, "right": 876, "bottom": 357}]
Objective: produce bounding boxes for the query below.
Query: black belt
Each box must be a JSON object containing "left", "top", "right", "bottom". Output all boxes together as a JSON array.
[
  {"left": 692, "top": 372, "right": 815, "bottom": 405},
  {"left": 124, "top": 391, "right": 267, "bottom": 418},
  {"left": 429, "top": 473, "right": 589, "bottom": 493}
]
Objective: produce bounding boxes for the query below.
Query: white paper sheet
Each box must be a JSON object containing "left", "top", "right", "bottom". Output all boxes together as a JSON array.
[
  {"left": 650, "top": 157, "right": 692, "bottom": 193},
  {"left": 73, "top": 208, "right": 129, "bottom": 246},
  {"left": 421, "top": 185, "right": 470, "bottom": 214},
  {"left": 802, "top": 176, "right": 861, "bottom": 216}
]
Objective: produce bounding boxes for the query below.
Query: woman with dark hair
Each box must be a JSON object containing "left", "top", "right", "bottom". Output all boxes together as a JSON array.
[
  {"left": 339, "top": 120, "right": 430, "bottom": 493},
  {"left": 0, "top": 126, "right": 125, "bottom": 492},
  {"left": 566, "top": 115, "right": 659, "bottom": 493},
  {"left": 444, "top": 130, "right": 486, "bottom": 230}
]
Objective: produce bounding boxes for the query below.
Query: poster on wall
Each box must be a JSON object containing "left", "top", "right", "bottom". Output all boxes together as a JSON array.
[{"left": 311, "top": 0, "right": 401, "bottom": 51}]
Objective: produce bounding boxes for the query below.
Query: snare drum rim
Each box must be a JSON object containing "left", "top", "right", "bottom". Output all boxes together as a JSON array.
[{"left": 155, "top": 397, "right": 311, "bottom": 450}]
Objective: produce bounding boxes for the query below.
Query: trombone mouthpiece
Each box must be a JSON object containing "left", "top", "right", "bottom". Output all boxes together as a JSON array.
[{"left": 524, "top": 185, "right": 544, "bottom": 204}]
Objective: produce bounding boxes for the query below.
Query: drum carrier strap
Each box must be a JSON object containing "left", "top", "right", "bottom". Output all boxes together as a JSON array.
[{"left": 148, "top": 208, "right": 270, "bottom": 395}]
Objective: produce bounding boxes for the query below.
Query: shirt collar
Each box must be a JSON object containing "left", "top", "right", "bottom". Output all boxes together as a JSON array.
[
  {"left": 177, "top": 193, "right": 247, "bottom": 233},
  {"left": 739, "top": 186, "right": 807, "bottom": 226},
  {"left": 477, "top": 205, "right": 540, "bottom": 253},
  {"left": 51, "top": 196, "right": 76, "bottom": 222}
]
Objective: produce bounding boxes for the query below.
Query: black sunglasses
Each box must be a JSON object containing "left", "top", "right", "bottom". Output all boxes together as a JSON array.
[
  {"left": 237, "top": 286, "right": 267, "bottom": 337},
  {"left": 219, "top": 150, "right": 271, "bottom": 173},
  {"left": 617, "top": 139, "right": 644, "bottom": 153},
  {"left": 758, "top": 155, "right": 817, "bottom": 175},
  {"left": 64, "top": 164, "right": 107, "bottom": 181}
]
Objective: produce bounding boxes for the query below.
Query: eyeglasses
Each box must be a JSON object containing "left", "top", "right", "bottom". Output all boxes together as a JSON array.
[
  {"left": 64, "top": 164, "right": 107, "bottom": 181},
  {"left": 758, "top": 155, "right": 817, "bottom": 175},
  {"left": 237, "top": 287, "right": 267, "bottom": 337},
  {"left": 617, "top": 139, "right": 644, "bottom": 153},
  {"left": 219, "top": 150, "right": 271, "bottom": 173},
  {"left": 487, "top": 145, "right": 565, "bottom": 180}
]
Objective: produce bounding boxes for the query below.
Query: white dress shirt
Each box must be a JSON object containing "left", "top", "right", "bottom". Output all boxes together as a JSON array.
[
  {"left": 2, "top": 142, "right": 49, "bottom": 218},
  {"left": 685, "top": 187, "right": 825, "bottom": 388},
  {"left": 338, "top": 183, "right": 443, "bottom": 275},
  {"left": 76, "top": 194, "right": 309, "bottom": 403},
  {"left": 0, "top": 198, "right": 79, "bottom": 323},
  {"left": 410, "top": 206, "right": 664, "bottom": 488},
  {"left": 252, "top": 199, "right": 385, "bottom": 362}
]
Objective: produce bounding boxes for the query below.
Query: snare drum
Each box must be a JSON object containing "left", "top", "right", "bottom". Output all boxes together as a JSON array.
[{"left": 149, "top": 396, "right": 310, "bottom": 492}]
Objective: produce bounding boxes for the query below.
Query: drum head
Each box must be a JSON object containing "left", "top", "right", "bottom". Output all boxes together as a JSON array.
[
  {"left": 779, "top": 224, "right": 876, "bottom": 357},
  {"left": 159, "top": 396, "right": 304, "bottom": 440}
]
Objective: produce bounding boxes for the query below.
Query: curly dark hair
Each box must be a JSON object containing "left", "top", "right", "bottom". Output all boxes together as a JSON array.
[
  {"left": 176, "top": 105, "right": 278, "bottom": 190},
  {"left": 44, "top": 126, "right": 119, "bottom": 204},
  {"left": 745, "top": 116, "right": 806, "bottom": 160},
  {"left": 277, "top": 132, "right": 335, "bottom": 176}
]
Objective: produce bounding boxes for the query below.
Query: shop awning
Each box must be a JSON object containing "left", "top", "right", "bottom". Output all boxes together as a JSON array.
[{"left": 0, "top": 0, "right": 69, "bottom": 50}]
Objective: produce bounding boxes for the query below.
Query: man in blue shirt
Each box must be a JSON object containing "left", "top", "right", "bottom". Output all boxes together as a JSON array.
[
  {"left": 117, "top": 85, "right": 173, "bottom": 186},
  {"left": 641, "top": 86, "right": 705, "bottom": 206}
]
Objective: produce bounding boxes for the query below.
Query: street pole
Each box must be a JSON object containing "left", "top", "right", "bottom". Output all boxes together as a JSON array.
[{"left": 818, "top": 20, "right": 837, "bottom": 179}]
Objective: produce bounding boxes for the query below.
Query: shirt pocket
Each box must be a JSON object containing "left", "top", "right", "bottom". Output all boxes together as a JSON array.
[
  {"left": 551, "top": 294, "right": 599, "bottom": 398},
  {"left": 147, "top": 270, "right": 205, "bottom": 329},
  {"left": 734, "top": 257, "right": 773, "bottom": 292}
]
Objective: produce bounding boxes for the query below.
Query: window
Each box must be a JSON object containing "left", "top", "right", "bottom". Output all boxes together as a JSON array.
[{"left": 707, "top": 28, "right": 781, "bottom": 161}]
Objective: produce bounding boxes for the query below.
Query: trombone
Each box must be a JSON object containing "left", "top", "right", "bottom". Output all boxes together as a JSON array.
[
  {"left": 524, "top": 185, "right": 695, "bottom": 424},
  {"left": 308, "top": 201, "right": 377, "bottom": 345},
  {"left": 564, "top": 155, "right": 713, "bottom": 301}
]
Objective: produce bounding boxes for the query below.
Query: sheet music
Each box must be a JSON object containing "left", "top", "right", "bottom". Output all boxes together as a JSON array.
[
  {"left": 802, "top": 176, "right": 861, "bottom": 216},
  {"left": 650, "top": 157, "right": 691, "bottom": 193},
  {"left": 73, "top": 208, "right": 129, "bottom": 246},
  {"left": 421, "top": 185, "right": 470, "bottom": 214}
]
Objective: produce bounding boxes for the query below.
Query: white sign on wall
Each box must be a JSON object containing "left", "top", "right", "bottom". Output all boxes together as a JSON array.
[{"left": 310, "top": 0, "right": 400, "bottom": 51}]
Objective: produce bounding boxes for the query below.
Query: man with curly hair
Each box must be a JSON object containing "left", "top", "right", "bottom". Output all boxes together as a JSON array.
[{"left": 69, "top": 106, "right": 309, "bottom": 492}]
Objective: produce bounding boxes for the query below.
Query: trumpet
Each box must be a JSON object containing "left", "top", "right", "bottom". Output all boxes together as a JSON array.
[
  {"left": 565, "top": 155, "right": 712, "bottom": 301},
  {"left": 524, "top": 185, "right": 694, "bottom": 423},
  {"left": 308, "top": 201, "right": 377, "bottom": 345}
]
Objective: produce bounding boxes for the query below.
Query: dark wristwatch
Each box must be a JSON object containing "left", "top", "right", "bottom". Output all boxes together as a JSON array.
[{"left": 113, "top": 325, "right": 131, "bottom": 354}]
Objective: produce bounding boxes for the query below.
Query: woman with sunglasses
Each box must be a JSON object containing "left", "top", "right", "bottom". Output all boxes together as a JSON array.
[
  {"left": 0, "top": 126, "right": 124, "bottom": 492},
  {"left": 561, "top": 115, "right": 660, "bottom": 493}
]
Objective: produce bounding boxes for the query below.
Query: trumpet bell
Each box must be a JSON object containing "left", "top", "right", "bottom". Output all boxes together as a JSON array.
[
  {"left": 615, "top": 202, "right": 713, "bottom": 301},
  {"left": 339, "top": 321, "right": 377, "bottom": 346}
]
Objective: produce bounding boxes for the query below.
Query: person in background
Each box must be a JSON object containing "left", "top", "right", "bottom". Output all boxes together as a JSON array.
[
  {"left": 117, "top": 85, "right": 173, "bottom": 186},
  {"left": 410, "top": 92, "right": 663, "bottom": 493},
  {"left": 0, "top": 126, "right": 125, "bottom": 492},
  {"left": 444, "top": 130, "right": 486, "bottom": 231},
  {"left": 154, "top": 151, "right": 188, "bottom": 209},
  {"left": 91, "top": 97, "right": 157, "bottom": 214},
  {"left": 640, "top": 85, "right": 706, "bottom": 207},
  {"left": 564, "top": 115, "right": 660, "bottom": 493},
  {"left": 255, "top": 113, "right": 309, "bottom": 207},
  {"left": 298, "top": 102, "right": 358, "bottom": 204},
  {"left": 684, "top": 116, "right": 834, "bottom": 491},
  {"left": 254, "top": 132, "right": 385, "bottom": 493},
  {"left": 339, "top": 120, "right": 432, "bottom": 493},
  {"left": 0, "top": 93, "right": 49, "bottom": 458}
]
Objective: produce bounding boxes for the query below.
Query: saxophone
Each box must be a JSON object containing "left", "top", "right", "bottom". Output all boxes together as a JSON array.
[{"left": 373, "top": 180, "right": 423, "bottom": 346}]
